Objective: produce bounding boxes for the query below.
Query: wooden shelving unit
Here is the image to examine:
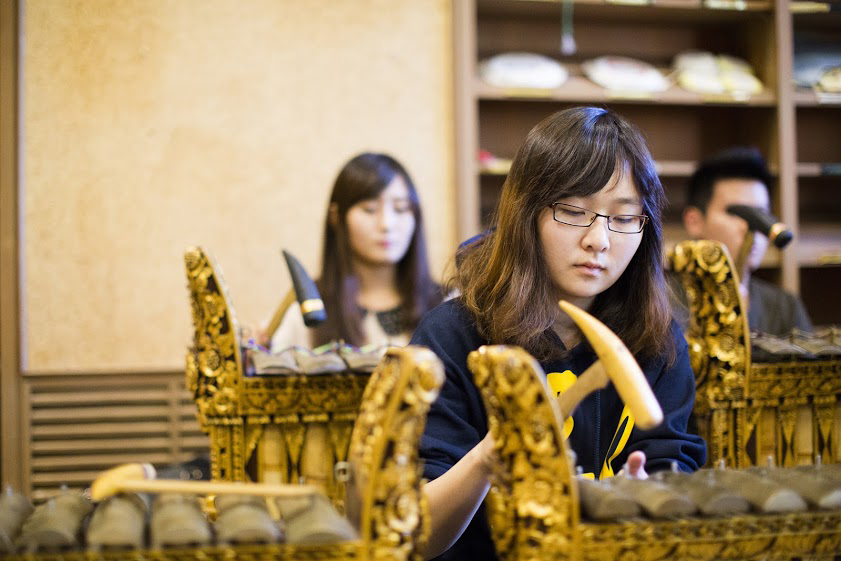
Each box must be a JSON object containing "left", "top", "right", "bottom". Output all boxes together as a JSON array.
[
  {"left": 453, "top": 0, "right": 841, "bottom": 325},
  {"left": 791, "top": 6, "right": 841, "bottom": 324}
]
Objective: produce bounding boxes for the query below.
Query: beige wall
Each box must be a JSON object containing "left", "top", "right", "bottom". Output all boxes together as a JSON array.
[{"left": 22, "top": 0, "right": 455, "bottom": 372}]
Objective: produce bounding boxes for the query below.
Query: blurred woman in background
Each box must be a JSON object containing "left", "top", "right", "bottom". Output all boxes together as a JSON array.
[{"left": 265, "top": 152, "right": 444, "bottom": 350}]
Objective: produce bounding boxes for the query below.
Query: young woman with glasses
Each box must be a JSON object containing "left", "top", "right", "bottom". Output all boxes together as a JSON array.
[{"left": 413, "top": 107, "right": 706, "bottom": 560}]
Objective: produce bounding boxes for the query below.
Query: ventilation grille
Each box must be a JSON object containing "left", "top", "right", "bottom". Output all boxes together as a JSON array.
[{"left": 23, "top": 372, "right": 208, "bottom": 501}]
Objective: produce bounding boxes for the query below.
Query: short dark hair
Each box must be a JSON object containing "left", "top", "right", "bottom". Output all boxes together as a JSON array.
[{"left": 686, "top": 147, "right": 773, "bottom": 212}]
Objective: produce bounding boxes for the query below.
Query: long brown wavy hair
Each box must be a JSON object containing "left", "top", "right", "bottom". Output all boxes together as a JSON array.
[
  {"left": 313, "top": 153, "right": 443, "bottom": 347},
  {"left": 457, "top": 107, "right": 675, "bottom": 364}
]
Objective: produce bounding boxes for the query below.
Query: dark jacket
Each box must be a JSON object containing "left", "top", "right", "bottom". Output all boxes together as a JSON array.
[{"left": 748, "top": 276, "right": 813, "bottom": 336}]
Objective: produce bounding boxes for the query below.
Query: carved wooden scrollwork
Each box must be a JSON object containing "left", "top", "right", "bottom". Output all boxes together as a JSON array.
[
  {"left": 468, "top": 345, "right": 578, "bottom": 561},
  {"left": 184, "top": 247, "right": 243, "bottom": 421},
  {"left": 669, "top": 240, "right": 840, "bottom": 468},
  {"left": 469, "top": 344, "right": 841, "bottom": 561},
  {"left": 670, "top": 240, "right": 750, "bottom": 403},
  {"left": 348, "top": 346, "right": 444, "bottom": 561}
]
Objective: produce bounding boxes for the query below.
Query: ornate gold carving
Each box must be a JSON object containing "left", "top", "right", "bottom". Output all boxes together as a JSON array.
[
  {"left": 578, "top": 511, "right": 841, "bottom": 561},
  {"left": 671, "top": 240, "right": 750, "bottom": 404},
  {"left": 348, "top": 346, "right": 444, "bottom": 561},
  {"left": 468, "top": 345, "right": 578, "bottom": 561},
  {"left": 815, "top": 400, "right": 836, "bottom": 463},
  {"left": 2, "top": 346, "right": 443, "bottom": 561},
  {"left": 469, "top": 344, "right": 841, "bottom": 561},
  {"left": 185, "top": 247, "right": 243, "bottom": 422},
  {"left": 669, "top": 240, "right": 841, "bottom": 468},
  {"left": 184, "top": 247, "right": 375, "bottom": 505}
]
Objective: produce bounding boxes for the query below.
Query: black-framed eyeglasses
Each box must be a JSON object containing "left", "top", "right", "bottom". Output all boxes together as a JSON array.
[{"left": 549, "top": 202, "right": 648, "bottom": 234}]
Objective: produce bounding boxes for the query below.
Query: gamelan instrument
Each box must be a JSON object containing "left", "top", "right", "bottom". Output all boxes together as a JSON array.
[
  {"left": 669, "top": 240, "right": 841, "bottom": 469},
  {"left": 471, "top": 301, "right": 841, "bottom": 560},
  {"left": 0, "top": 344, "right": 445, "bottom": 561},
  {"left": 184, "top": 247, "right": 380, "bottom": 508},
  {"left": 4, "top": 296, "right": 840, "bottom": 559}
]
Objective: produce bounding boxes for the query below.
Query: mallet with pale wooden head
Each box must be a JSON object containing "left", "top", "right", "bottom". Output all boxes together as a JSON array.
[
  {"left": 554, "top": 300, "right": 663, "bottom": 430},
  {"left": 89, "top": 463, "right": 321, "bottom": 501}
]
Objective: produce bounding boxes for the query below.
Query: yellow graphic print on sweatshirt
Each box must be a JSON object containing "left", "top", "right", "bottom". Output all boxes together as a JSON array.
[{"left": 547, "top": 370, "right": 635, "bottom": 480}]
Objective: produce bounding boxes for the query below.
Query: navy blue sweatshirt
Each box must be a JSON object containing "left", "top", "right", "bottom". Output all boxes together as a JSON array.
[{"left": 411, "top": 298, "right": 706, "bottom": 561}]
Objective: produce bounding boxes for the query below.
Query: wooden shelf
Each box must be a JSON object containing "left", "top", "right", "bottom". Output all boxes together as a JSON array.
[
  {"left": 796, "top": 162, "right": 841, "bottom": 177},
  {"left": 478, "top": 0, "right": 773, "bottom": 18},
  {"left": 476, "top": 75, "right": 777, "bottom": 107},
  {"left": 794, "top": 88, "right": 841, "bottom": 106}
]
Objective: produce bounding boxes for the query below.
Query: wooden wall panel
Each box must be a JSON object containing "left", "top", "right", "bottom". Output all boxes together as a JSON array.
[
  {"left": 23, "top": 371, "right": 206, "bottom": 500},
  {"left": 21, "top": 0, "right": 455, "bottom": 372},
  {"left": 1, "top": 0, "right": 22, "bottom": 487}
]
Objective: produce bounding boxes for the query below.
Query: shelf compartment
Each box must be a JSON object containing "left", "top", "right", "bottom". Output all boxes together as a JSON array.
[
  {"left": 477, "top": 0, "right": 777, "bottom": 94},
  {"left": 796, "top": 162, "right": 841, "bottom": 177},
  {"left": 478, "top": 101, "right": 777, "bottom": 165},
  {"left": 796, "top": 106, "right": 841, "bottom": 163},
  {"left": 797, "top": 223, "right": 841, "bottom": 266}
]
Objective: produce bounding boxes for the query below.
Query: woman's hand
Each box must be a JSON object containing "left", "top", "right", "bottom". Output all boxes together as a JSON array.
[
  {"left": 617, "top": 450, "right": 648, "bottom": 479},
  {"left": 253, "top": 323, "right": 271, "bottom": 348}
]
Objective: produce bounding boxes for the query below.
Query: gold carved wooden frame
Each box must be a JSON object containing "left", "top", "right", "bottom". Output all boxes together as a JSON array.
[
  {"left": 669, "top": 240, "right": 840, "bottom": 468},
  {"left": 472, "top": 343, "right": 841, "bottom": 561}
]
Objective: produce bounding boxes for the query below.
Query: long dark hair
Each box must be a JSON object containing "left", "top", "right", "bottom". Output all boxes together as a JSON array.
[
  {"left": 313, "top": 153, "right": 443, "bottom": 347},
  {"left": 457, "top": 107, "right": 675, "bottom": 363}
]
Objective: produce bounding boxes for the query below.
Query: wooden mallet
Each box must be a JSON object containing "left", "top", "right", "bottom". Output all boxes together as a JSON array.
[
  {"left": 89, "top": 463, "right": 322, "bottom": 501},
  {"left": 555, "top": 300, "right": 663, "bottom": 430}
]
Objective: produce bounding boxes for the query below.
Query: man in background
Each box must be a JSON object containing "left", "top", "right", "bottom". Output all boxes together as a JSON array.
[{"left": 678, "top": 147, "right": 812, "bottom": 336}]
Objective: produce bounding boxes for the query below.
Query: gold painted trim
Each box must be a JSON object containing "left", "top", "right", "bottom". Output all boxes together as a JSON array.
[
  {"left": 768, "top": 222, "right": 787, "bottom": 244},
  {"left": 300, "top": 298, "right": 325, "bottom": 315}
]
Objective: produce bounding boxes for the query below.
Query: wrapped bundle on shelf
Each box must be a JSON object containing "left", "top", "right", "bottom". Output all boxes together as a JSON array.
[
  {"left": 793, "top": 30, "right": 841, "bottom": 93},
  {"left": 478, "top": 52, "right": 568, "bottom": 89},
  {"left": 581, "top": 55, "right": 669, "bottom": 93},
  {"left": 673, "top": 50, "right": 764, "bottom": 97}
]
